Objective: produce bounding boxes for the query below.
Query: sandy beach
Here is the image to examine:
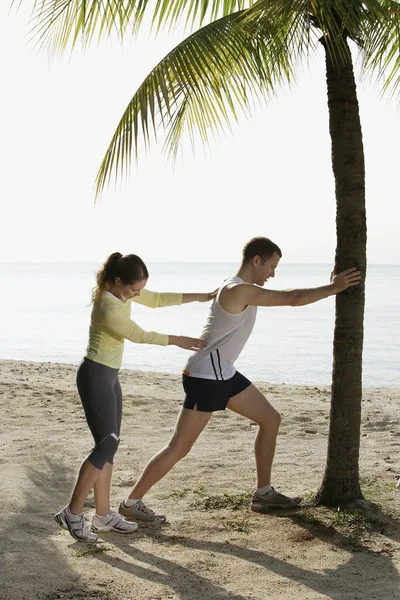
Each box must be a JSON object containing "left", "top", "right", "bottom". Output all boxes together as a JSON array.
[{"left": 1, "top": 359, "right": 399, "bottom": 600}]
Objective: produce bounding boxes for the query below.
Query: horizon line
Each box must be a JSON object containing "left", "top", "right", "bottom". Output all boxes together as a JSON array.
[{"left": 1, "top": 261, "right": 399, "bottom": 266}]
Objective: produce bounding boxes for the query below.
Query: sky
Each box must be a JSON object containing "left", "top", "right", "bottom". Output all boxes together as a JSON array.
[{"left": 1, "top": 4, "right": 399, "bottom": 264}]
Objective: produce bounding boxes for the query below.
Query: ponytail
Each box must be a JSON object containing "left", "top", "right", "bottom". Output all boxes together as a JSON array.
[
  {"left": 92, "top": 252, "right": 122, "bottom": 303},
  {"left": 92, "top": 252, "right": 149, "bottom": 303}
]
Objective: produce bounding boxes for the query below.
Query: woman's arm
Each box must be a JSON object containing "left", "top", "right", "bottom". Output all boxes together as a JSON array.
[
  {"left": 102, "top": 303, "right": 205, "bottom": 350},
  {"left": 167, "top": 335, "right": 205, "bottom": 350},
  {"left": 102, "top": 303, "right": 169, "bottom": 345},
  {"left": 181, "top": 290, "right": 218, "bottom": 304},
  {"left": 133, "top": 288, "right": 217, "bottom": 308},
  {"left": 132, "top": 289, "right": 182, "bottom": 309}
]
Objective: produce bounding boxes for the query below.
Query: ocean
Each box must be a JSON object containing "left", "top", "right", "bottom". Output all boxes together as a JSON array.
[{"left": 0, "top": 262, "right": 398, "bottom": 388}]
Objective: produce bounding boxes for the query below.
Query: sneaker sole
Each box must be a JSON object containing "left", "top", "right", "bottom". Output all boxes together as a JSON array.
[
  {"left": 251, "top": 501, "right": 301, "bottom": 512},
  {"left": 118, "top": 505, "right": 166, "bottom": 523},
  {"left": 91, "top": 524, "right": 138, "bottom": 534}
]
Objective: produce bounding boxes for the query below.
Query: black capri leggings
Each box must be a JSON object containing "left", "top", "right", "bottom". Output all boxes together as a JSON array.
[{"left": 76, "top": 358, "right": 122, "bottom": 470}]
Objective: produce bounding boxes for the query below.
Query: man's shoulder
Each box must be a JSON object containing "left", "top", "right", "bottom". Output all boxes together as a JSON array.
[
  {"left": 218, "top": 281, "right": 257, "bottom": 313},
  {"left": 221, "top": 281, "right": 254, "bottom": 295}
]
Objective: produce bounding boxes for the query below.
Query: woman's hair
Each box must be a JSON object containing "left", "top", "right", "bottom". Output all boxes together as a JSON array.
[
  {"left": 242, "top": 236, "right": 282, "bottom": 264},
  {"left": 92, "top": 253, "right": 149, "bottom": 303}
]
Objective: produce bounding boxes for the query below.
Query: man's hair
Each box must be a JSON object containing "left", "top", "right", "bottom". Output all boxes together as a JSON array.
[{"left": 242, "top": 237, "right": 282, "bottom": 264}]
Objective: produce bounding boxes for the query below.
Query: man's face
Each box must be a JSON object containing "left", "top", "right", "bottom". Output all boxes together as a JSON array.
[{"left": 254, "top": 252, "right": 281, "bottom": 286}]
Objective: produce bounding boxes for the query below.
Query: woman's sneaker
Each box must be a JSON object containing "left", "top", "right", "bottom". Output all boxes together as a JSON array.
[
  {"left": 119, "top": 500, "right": 166, "bottom": 523},
  {"left": 91, "top": 510, "right": 138, "bottom": 534},
  {"left": 251, "top": 487, "right": 301, "bottom": 512},
  {"left": 54, "top": 506, "right": 98, "bottom": 543}
]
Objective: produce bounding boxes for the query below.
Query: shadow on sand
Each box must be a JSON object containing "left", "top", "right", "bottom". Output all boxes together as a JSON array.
[
  {"left": 101, "top": 500, "right": 400, "bottom": 600},
  {"left": 5, "top": 454, "right": 399, "bottom": 599},
  {"left": 1, "top": 456, "right": 108, "bottom": 600}
]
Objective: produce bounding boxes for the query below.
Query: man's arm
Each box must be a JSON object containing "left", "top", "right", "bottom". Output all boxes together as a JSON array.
[{"left": 220, "top": 268, "right": 361, "bottom": 312}]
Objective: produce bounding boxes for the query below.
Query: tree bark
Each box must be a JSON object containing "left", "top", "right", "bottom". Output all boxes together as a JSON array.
[{"left": 316, "top": 39, "right": 366, "bottom": 505}]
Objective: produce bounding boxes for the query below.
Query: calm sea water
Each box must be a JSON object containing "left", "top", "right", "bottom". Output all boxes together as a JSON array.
[{"left": 0, "top": 263, "right": 398, "bottom": 387}]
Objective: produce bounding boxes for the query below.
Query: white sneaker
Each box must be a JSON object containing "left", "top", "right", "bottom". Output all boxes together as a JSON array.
[
  {"left": 91, "top": 510, "right": 138, "bottom": 534},
  {"left": 119, "top": 500, "right": 166, "bottom": 523},
  {"left": 54, "top": 506, "right": 98, "bottom": 543}
]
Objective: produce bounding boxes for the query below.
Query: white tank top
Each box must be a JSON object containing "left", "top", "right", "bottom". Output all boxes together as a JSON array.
[{"left": 184, "top": 276, "right": 257, "bottom": 380}]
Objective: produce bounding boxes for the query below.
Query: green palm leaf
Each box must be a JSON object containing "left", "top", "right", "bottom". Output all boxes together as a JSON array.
[
  {"left": 243, "top": 0, "right": 390, "bottom": 61},
  {"left": 14, "top": 0, "right": 400, "bottom": 191},
  {"left": 94, "top": 9, "right": 303, "bottom": 196},
  {"left": 16, "top": 1, "right": 258, "bottom": 54},
  {"left": 359, "top": 1, "right": 400, "bottom": 97}
]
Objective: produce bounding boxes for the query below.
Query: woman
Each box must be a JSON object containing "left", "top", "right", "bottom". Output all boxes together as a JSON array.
[{"left": 54, "top": 252, "right": 213, "bottom": 542}]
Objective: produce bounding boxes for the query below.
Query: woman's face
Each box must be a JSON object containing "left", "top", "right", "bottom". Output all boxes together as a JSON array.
[{"left": 113, "top": 278, "right": 148, "bottom": 301}]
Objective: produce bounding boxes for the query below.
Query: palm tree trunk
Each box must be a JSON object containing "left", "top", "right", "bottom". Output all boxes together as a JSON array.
[{"left": 316, "top": 38, "right": 366, "bottom": 505}]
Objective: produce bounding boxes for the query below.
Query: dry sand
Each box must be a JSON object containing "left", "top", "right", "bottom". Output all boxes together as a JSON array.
[{"left": 0, "top": 359, "right": 399, "bottom": 600}]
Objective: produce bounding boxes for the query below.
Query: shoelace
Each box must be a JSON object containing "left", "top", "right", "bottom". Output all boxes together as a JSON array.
[
  {"left": 108, "top": 510, "right": 123, "bottom": 521},
  {"left": 106, "top": 510, "right": 131, "bottom": 528},
  {"left": 135, "top": 500, "right": 155, "bottom": 516},
  {"left": 95, "top": 510, "right": 125, "bottom": 526},
  {"left": 78, "top": 514, "right": 93, "bottom": 535}
]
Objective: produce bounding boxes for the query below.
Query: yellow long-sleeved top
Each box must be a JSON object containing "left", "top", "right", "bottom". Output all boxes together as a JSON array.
[{"left": 85, "top": 289, "right": 183, "bottom": 369}]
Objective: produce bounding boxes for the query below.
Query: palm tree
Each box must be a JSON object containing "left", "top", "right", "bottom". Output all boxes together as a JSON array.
[{"left": 21, "top": 0, "right": 400, "bottom": 505}]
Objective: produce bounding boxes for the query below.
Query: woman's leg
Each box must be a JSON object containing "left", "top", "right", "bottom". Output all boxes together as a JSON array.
[
  {"left": 92, "top": 375, "right": 122, "bottom": 516},
  {"left": 70, "top": 459, "right": 104, "bottom": 514},
  {"left": 70, "top": 361, "right": 120, "bottom": 513},
  {"left": 93, "top": 462, "right": 113, "bottom": 516},
  {"left": 55, "top": 362, "right": 124, "bottom": 541}
]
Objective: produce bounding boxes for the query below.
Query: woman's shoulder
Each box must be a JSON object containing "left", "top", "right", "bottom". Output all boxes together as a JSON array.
[{"left": 97, "top": 292, "right": 126, "bottom": 311}]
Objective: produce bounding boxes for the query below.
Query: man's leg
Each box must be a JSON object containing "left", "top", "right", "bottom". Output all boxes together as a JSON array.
[
  {"left": 228, "top": 383, "right": 301, "bottom": 510},
  {"left": 119, "top": 407, "right": 211, "bottom": 521},
  {"left": 130, "top": 407, "right": 211, "bottom": 497},
  {"left": 227, "top": 383, "right": 281, "bottom": 488}
]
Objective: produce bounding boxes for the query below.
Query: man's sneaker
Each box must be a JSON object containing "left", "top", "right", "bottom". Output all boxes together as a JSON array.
[
  {"left": 250, "top": 487, "right": 301, "bottom": 512},
  {"left": 91, "top": 510, "right": 138, "bottom": 534},
  {"left": 119, "top": 500, "right": 166, "bottom": 523},
  {"left": 54, "top": 506, "right": 98, "bottom": 543}
]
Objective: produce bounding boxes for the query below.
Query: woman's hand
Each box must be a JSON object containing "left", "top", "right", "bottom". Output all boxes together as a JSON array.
[
  {"left": 181, "top": 289, "right": 218, "bottom": 304},
  {"left": 168, "top": 335, "right": 206, "bottom": 351},
  {"left": 202, "top": 288, "right": 218, "bottom": 302}
]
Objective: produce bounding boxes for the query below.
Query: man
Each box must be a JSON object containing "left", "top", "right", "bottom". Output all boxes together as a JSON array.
[{"left": 118, "top": 237, "right": 361, "bottom": 521}]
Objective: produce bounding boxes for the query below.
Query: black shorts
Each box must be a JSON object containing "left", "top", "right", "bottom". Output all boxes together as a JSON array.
[{"left": 182, "top": 371, "right": 252, "bottom": 412}]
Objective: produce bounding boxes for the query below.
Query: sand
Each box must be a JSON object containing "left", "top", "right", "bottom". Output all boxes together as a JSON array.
[{"left": 0, "top": 359, "right": 399, "bottom": 600}]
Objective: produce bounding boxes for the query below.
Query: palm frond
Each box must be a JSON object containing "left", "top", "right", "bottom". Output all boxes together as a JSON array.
[
  {"left": 151, "top": 0, "right": 255, "bottom": 29},
  {"left": 94, "top": 8, "right": 307, "bottom": 197},
  {"left": 16, "top": 1, "right": 258, "bottom": 54},
  {"left": 242, "top": 0, "right": 380, "bottom": 62},
  {"left": 26, "top": 1, "right": 138, "bottom": 55},
  {"left": 360, "top": 0, "right": 400, "bottom": 98}
]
